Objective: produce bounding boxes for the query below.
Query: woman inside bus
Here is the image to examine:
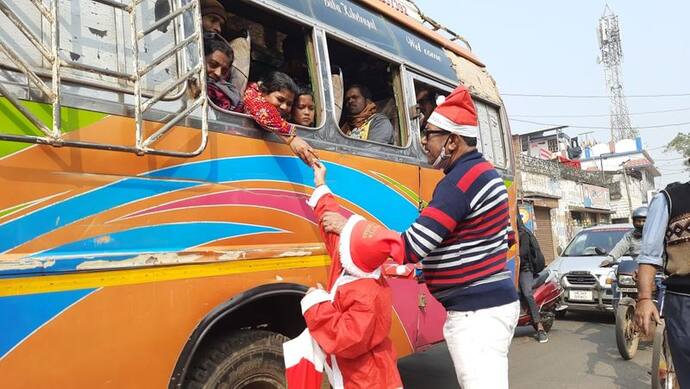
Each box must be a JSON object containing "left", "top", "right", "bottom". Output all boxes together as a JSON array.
[
  {"left": 243, "top": 72, "right": 318, "bottom": 165},
  {"left": 291, "top": 88, "right": 315, "bottom": 127}
]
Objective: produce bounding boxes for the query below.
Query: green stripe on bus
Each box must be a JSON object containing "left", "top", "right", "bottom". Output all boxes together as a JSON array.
[{"left": 0, "top": 97, "right": 107, "bottom": 156}]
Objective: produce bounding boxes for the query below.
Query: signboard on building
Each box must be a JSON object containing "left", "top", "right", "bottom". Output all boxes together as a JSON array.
[
  {"left": 582, "top": 184, "right": 610, "bottom": 210},
  {"left": 519, "top": 203, "right": 535, "bottom": 232}
]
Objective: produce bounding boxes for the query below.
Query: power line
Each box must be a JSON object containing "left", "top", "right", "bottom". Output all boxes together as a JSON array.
[
  {"left": 503, "top": 92, "right": 690, "bottom": 99},
  {"left": 510, "top": 106, "right": 690, "bottom": 118},
  {"left": 510, "top": 118, "right": 690, "bottom": 130}
]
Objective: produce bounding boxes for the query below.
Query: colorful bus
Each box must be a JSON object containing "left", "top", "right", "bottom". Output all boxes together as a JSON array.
[{"left": 0, "top": 0, "right": 517, "bottom": 387}]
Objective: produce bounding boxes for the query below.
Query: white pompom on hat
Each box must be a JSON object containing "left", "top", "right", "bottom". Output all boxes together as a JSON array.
[{"left": 426, "top": 85, "right": 478, "bottom": 138}]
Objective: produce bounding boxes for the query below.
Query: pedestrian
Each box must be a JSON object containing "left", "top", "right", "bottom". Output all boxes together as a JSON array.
[
  {"left": 599, "top": 206, "right": 647, "bottom": 267},
  {"left": 635, "top": 169, "right": 690, "bottom": 388},
  {"left": 284, "top": 161, "right": 403, "bottom": 389},
  {"left": 321, "top": 85, "right": 519, "bottom": 389},
  {"left": 517, "top": 213, "right": 548, "bottom": 343}
]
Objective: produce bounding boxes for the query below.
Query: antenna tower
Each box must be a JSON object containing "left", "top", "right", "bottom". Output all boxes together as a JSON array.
[{"left": 597, "top": 5, "right": 637, "bottom": 142}]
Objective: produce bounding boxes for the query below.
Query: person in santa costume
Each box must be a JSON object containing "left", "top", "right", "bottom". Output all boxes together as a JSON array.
[
  {"left": 321, "top": 85, "right": 520, "bottom": 389},
  {"left": 284, "top": 161, "right": 404, "bottom": 389}
]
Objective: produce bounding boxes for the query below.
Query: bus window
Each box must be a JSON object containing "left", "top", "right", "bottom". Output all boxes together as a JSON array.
[
  {"left": 411, "top": 79, "right": 449, "bottom": 133},
  {"left": 208, "top": 0, "right": 322, "bottom": 128},
  {"left": 326, "top": 37, "right": 406, "bottom": 147},
  {"left": 474, "top": 99, "right": 507, "bottom": 168}
]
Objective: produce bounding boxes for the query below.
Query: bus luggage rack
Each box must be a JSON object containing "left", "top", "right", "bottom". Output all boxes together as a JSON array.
[{"left": 0, "top": 0, "right": 208, "bottom": 157}]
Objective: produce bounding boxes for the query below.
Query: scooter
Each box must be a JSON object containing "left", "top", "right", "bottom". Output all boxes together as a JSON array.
[
  {"left": 612, "top": 259, "right": 666, "bottom": 360},
  {"left": 517, "top": 269, "right": 564, "bottom": 332}
]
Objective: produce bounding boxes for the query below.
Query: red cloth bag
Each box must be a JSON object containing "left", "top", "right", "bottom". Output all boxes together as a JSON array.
[{"left": 283, "top": 329, "right": 326, "bottom": 389}]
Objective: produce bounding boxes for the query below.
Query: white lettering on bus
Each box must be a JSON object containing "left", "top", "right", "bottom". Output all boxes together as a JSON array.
[
  {"left": 323, "top": 0, "right": 378, "bottom": 31},
  {"left": 405, "top": 35, "right": 442, "bottom": 62}
]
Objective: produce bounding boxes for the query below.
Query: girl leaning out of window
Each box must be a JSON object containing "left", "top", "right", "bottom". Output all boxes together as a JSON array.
[{"left": 243, "top": 72, "right": 318, "bottom": 166}]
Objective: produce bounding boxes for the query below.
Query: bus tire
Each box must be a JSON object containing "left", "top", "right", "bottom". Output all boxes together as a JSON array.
[{"left": 186, "top": 329, "right": 289, "bottom": 389}]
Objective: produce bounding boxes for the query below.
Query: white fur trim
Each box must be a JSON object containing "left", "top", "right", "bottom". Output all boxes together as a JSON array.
[
  {"left": 300, "top": 289, "right": 331, "bottom": 314},
  {"left": 282, "top": 329, "right": 326, "bottom": 371},
  {"left": 306, "top": 185, "right": 332, "bottom": 208},
  {"left": 427, "top": 111, "right": 478, "bottom": 138},
  {"left": 338, "top": 215, "right": 382, "bottom": 279}
]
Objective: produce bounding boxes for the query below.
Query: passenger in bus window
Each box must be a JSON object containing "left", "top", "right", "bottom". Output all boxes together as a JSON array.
[
  {"left": 341, "top": 85, "right": 394, "bottom": 144},
  {"left": 416, "top": 89, "right": 437, "bottom": 130},
  {"left": 291, "top": 89, "right": 315, "bottom": 127},
  {"left": 204, "top": 36, "right": 243, "bottom": 112},
  {"left": 200, "top": 0, "right": 226, "bottom": 34},
  {"left": 243, "top": 72, "right": 318, "bottom": 165}
]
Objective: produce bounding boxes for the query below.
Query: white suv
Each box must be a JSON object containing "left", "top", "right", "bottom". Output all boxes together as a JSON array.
[{"left": 547, "top": 224, "right": 633, "bottom": 316}]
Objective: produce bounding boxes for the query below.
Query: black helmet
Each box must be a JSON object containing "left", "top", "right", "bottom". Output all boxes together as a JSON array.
[{"left": 632, "top": 206, "right": 648, "bottom": 220}]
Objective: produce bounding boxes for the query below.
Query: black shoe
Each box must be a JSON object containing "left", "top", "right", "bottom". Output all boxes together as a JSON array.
[{"left": 537, "top": 330, "right": 549, "bottom": 343}]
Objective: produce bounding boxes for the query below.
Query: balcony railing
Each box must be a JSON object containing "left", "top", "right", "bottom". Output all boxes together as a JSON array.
[{"left": 519, "top": 154, "right": 614, "bottom": 187}]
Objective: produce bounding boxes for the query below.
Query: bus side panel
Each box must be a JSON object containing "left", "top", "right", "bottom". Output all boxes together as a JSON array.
[{"left": 0, "top": 112, "right": 423, "bottom": 385}]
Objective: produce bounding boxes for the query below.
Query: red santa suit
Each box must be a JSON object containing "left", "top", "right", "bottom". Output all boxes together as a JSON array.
[{"left": 290, "top": 185, "right": 405, "bottom": 389}]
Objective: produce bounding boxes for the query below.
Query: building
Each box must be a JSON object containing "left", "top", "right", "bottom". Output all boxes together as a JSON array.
[
  {"left": 580, "top": 138, "right": 660, "bottom": 222},
  {"left": 513, "top": 133, "right": 613, "bottom": 263}
]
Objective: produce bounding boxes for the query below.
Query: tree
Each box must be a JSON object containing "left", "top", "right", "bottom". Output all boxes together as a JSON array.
[{"left": 665, "top": 132, "right": 690, "bottom": 172}]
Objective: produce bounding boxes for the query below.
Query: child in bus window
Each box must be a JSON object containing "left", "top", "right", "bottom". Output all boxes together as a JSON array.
[
  {"left": 243, "top": 72, "right": 318, "bottom": 166},
  {"left": 292, "top": 89, "right": 315, "bottom": 127},
  {"left": 204, "top": 36, "right": 243, "bottom": 112}
]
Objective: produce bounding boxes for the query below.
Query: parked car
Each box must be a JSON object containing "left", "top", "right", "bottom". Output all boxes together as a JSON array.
[{"left": 547, "top": 224, "right": 633, "bottom": 317}]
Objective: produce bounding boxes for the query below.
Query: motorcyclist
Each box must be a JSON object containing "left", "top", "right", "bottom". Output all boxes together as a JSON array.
[{"left": 599, "top": 206, "right": 647, "bottom": 267}]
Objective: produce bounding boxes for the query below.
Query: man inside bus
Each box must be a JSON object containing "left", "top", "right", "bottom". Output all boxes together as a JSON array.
[
  {"left": 204, "top": 36, "right": 242, "bottom": 112},
  {"left": 340, "top": 85, "right": 394, "bottom": 144},
  {"left": 200, "top": 0, "right": 226, "bottom": 35}
]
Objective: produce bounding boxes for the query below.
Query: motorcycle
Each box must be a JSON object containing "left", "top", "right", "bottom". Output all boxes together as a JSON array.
[
  {"left": 612, "top": 259, "right": 666, "bottom": 360},
  {"left": 517, "top": 269, "right": 564, "bottom": 332}
]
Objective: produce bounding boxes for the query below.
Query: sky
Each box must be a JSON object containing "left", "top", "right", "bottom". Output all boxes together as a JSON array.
[{"left": 415, "top": 0, "right": 690, "bottom": 187}]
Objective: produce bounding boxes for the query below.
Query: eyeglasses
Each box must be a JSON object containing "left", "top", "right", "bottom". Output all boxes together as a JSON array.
[{"left": 421, "top": 126, "right": 449, "bottom": 139}]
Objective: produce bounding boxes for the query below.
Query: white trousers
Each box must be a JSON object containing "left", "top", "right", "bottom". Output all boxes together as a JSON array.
[{"left": 443, "top": 300, "right": 520, "bottom": 389}]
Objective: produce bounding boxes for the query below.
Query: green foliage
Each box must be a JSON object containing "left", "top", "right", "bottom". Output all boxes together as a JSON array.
[{"left": 666, "top": 132, "right": 690, "bottom": 171}]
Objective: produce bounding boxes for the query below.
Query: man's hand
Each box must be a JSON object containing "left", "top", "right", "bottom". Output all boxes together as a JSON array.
[
  {"left": 599, "top": 256, "right": 615, "bottom": 267},
  {"left": 313, "top": 160, "right": 327, "bottom": 187},
  {"left": 634, "top": 299, "right": 661, "bottom": 337},
  {"left": 289, "top": 136, "right": 319, "bottom": 166},
  {"left": 321, "top": 211, "right": 347, "bottom": 234}
]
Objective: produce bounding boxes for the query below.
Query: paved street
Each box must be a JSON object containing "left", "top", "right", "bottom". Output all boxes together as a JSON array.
[{"left": 398, "top": 311, "right": 654, "bottom": 389}]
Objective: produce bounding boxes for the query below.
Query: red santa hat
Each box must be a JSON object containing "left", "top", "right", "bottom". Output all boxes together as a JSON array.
[
  {"left": 338, "top": 215, "right": 405, "bottom": 278},
  {"left": 426, "top": 85, "right": 478, "bottom": 138}
]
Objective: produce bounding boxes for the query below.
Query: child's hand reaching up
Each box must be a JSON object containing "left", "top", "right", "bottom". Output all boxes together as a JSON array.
[{"left": 313, "top": 160, "right": 327, "bottom": 187}]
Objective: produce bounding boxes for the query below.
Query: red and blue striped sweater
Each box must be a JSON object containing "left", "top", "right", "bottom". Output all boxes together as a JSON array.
[{"left": 403, "top": 150, "right": 518, "bottom": 312}]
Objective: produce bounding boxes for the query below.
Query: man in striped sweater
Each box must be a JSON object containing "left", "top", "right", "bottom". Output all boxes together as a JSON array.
[{"left": 321, "top": 85, "right": 519, "bottom": 389}]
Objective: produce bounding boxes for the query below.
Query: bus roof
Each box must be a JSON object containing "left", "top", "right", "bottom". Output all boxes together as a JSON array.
[{"left": 358, "top": 0, "right": 485, "bottom": 68}]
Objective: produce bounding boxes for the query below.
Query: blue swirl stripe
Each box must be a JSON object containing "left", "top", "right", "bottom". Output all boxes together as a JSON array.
[
  {"left": 34, "top": 222, "right": 280, "bottom": 257},
  {"left": 144, "top": 156, "right": 418, "bottom": 231},
  {"left": 0, "top": 288, "right": 96, "bottom": 359},
  {"left": 0, "top": 178, "right": 199, "bottom": 254}
]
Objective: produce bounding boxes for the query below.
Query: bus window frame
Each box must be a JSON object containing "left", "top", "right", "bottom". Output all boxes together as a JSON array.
[
  {"left": 473, "top": 96, "right": 509, "bottom": 170},
  {"left": 206, "top": 8, "right": 327, "bottom": 132},
  {"left": 323, "top": 33, "right": 411, "bottom": 150}
]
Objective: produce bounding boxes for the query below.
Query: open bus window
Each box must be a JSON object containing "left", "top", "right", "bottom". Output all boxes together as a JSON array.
[
  {"left": 206, "top": 0, "right": 322, "bottom": 128},
  {"left": 411, "top": 79, "right": 448, "bottom": 134},
  {"left": 474, "top": 99, "right": 507, "bottom": 168},
  {"left": 326, "top": 37, "right": 406, "bottom": 147}
]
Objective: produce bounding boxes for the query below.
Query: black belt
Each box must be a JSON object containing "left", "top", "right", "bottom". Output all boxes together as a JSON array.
[{"left": 664, "top": 276, "right": 690, "bottom": 295}]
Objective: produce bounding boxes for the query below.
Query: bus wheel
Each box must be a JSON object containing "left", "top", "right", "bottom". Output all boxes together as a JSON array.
[{"left": 186, "top": 330, "right": 289, "bottom": 389}]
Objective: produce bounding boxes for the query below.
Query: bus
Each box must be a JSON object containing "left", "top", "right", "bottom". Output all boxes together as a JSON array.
[{"left": 0, "top": 0, "right": 517, "bottom": 387}]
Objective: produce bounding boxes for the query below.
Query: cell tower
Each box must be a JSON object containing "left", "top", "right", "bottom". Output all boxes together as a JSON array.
[{"left": 597, "top": 5, "right": 638, "bottom": 142}]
